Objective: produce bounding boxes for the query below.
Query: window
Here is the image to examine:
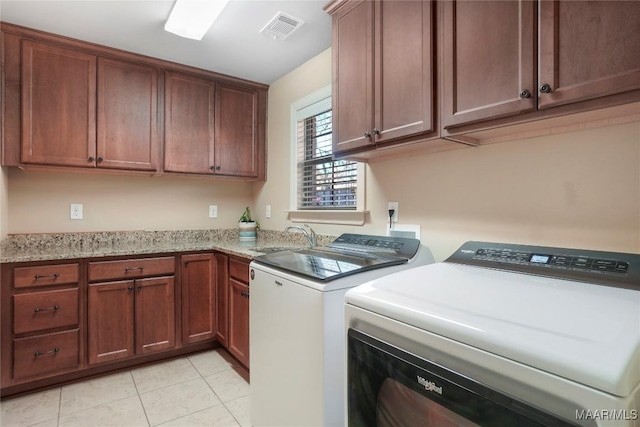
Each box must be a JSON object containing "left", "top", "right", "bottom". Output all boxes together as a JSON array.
[
  {"left": 296, "top": 109, "right": 358, "bottom": 209},
  {"left": 289, "top": 86, "right": 367, "bottom": 225}
]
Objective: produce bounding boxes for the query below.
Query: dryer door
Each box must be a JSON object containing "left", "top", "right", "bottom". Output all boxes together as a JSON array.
[{"left": 347, "top": 329, "right": 579, "bottom": 427}]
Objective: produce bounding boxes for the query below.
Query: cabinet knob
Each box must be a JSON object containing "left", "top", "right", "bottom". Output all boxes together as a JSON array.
[
  {"left": 97, "top": 157, "right": 104, "bottom": 163},
  {"left": 216, "top": 166, "right": 221, "bottom": 170},
  {"left": 137, "top": 286, "right": 142, "bottom": 291},
  {"left": 364, "top": 131, "right": 372, "bottom": 139},
  {"left": 210, "top": 165, "right": 221, "bottom": 171},
  {"left": 519, "top": 89, "right": 531, "bottom": 99},
  {"left": 373, "top": 128, "right": 380, "bottom": 135},
  {"left": 540, "top": 84, "right": 552, "bottom": 94},
  {"left": 127, "top": 286, "right": 133, "bottom": 291},
  {"left": 88, "top": 156, "right": 95, "bottom": 162}
]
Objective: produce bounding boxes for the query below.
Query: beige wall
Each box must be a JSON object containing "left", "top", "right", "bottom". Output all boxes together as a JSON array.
[
  {"left": 7, "top": 170, "right": 254, "bottom": 233},
  {"left": 256, "top": 48, "right": 640, "bottom": 260}
]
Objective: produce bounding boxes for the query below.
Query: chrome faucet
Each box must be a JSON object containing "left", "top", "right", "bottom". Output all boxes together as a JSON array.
[{"left": 285, "top": 224, "right": 317, "bottom": 249}]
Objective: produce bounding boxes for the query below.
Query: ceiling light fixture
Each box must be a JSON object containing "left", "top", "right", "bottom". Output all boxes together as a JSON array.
[{"left": 164, "top": 0, "right": 230, "bottom": 40}]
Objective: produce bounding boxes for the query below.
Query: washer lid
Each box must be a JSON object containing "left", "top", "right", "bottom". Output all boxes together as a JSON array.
[{"left": 345, "top": 262, "right": 640, "bottom": 397}]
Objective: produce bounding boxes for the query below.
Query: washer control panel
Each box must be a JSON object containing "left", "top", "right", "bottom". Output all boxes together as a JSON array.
[{"left": 447, "top": 241, "right": 639, "bottom": 290}]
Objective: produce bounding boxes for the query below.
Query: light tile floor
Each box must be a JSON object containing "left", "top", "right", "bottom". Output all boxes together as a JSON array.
[{"left": 0, "top": 349, "right": 250, "bottom": 427}]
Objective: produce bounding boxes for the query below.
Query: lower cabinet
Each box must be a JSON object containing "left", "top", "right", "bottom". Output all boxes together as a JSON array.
[
  {"left": 1, "top": 252, "right": 254, "bottom": 396},
  {"left": 181, "top": 253, "right": 216, "bottom": 344},
  {"left": 87, "top": 256, "right": 176, "bottom": 365},
  {"left": 1, "top": 262, "right": 82, "bottom": 388},
  {"left": 88, "top": 276, "right": 175, "bottom": 365},
  {"left": 227, "top": 257, "right": 250, "bottom": 368},
  {"left": 215, "top": 253, "right": 229, "bottom": 347}
]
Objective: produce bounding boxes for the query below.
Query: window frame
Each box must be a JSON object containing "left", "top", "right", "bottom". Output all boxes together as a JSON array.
[{"left": 288, "top": 85, "right": 367, "bottom": 225}]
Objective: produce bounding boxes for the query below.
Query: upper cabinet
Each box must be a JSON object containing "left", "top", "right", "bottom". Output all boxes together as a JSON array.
[
  {"left": 442, "top": 0, "right": 640, "bottom": 129},
  {"left": 215, "top": 83, "right": 263, "bottom": 178},
  {"left": 97, "top": 58, "right": 159, "bottom": 171},
  {"left": 537, "top": 1, "right": 640, "bottom": 110},
  {"left": 20, "top": 40, "right": 158, "bottom": 171},
  {"left": 164, "top": 75, "right": 265, "bottom": 179},
  {"left": 21, "top": 40, "right": 97, "bottom": 167},
  {"left": 2, "top": 24, "right": 267, "bottom": 180},
  {"left": 164, "top": 72, "right": 216, "bottom": 174},
  {"left": 327, "top": 0, "right": 437, "bottom": 156}
]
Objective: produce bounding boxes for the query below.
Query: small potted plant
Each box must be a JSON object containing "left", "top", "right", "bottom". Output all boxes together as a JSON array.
[{"left": 238, "top": 206, "right": 259, "bottom": 242}]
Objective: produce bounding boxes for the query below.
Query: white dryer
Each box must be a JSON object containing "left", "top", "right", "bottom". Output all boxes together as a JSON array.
[{"left": 345, "top": 241, "right": 640, "bottom": 426}]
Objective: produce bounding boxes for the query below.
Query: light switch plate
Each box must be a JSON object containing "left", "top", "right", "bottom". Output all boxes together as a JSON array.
[{"left": 209, "top": 205, "right": 218, "bottom": 218}]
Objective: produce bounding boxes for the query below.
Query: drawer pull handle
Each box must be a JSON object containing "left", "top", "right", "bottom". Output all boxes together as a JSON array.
[
  {"left": 34, "top": 305, "right": 60, "bottom": 313},
  {"left": 124, "top": 267, "right": 144, "bottom": 272},
  {"left": 34, "top": 273, "right": 60, "bottom": 280},
  {"left": 34, "top": 347, "right": 59, "bottom": 357},
  {"left": 240, "top": 291, "right": 250, "bottom": 298}
]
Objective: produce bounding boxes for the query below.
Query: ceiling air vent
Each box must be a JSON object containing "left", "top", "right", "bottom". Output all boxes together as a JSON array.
[{"left": 260, "top": 11, "right": 305, "bottom": 40}]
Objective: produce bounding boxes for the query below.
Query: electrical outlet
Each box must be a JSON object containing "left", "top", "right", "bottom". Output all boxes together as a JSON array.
[
  {"left": 70, "top": 204, "right": 83, "bottom": 220},
  {"left": 209, "top": 205, "right": 218, "bottom": 218},
  {"left": 266, "top": 204, "right": 271, "bottom": 218},
  {"left": 387, "top": 201, "right": 399, "bottom": 222}
]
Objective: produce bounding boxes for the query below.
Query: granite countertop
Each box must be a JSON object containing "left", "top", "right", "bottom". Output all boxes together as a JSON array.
[{"left": 0, "top": 229, "right": 336, "bottom": 264}]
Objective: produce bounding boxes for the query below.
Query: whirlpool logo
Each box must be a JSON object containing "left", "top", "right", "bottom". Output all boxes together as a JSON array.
[{"left": 417, "top": 375, "right": 443, "bottom": 395}]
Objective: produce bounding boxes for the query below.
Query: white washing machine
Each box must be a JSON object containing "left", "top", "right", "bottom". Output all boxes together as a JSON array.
[
  {"left": 345, "top": 241, "right": 640, "bottom": 426},
  {"left": 249, "top": 233, "right": 435, "bottom": 427}
]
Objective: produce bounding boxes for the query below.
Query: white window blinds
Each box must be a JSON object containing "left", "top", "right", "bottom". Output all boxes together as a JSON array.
[{"left": 296, "top": 109, "right": 357, "bottom": 209}]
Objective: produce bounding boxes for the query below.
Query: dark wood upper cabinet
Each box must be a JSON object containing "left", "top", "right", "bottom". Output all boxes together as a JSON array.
[
  {"left": 331, "top": 0, "right": 374, "bottom": 153},
  {"left": 2, "top": 24, "right": 267, "bottom": 179},
  {"left": 375, "top": 0, "right": 435, "bottom": 143},
  {"left": 329, "top": 0, "right": 436, "bottom": 155},
  {"left": 538, "top": 0, "right": 640, "bottom": 110},
  {"left": 164, "top": 71, "right": 216, "bottom": 174},
  {"left": 442, "top": 0, "right": 536, "bottom": 128},
  {"left": 442, "top": 0, "right": 640, "bottom": 129},
  {"left": 214, "top": 84, "right": 260, "bottom": 178},
  {"left": 164, "top": 73, "right": 266, "bottom": 179},
  {"left": 21, "top": 40, "right": 97, "bottom": 167},
  {"left": 97, "top": 58, "right": 159, "bottom": 171}
]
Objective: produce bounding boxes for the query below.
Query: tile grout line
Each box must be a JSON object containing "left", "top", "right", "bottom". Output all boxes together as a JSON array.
[
  {"left": 130, "top": 369, "right": 152, "bottom": 427},
  {"left": 56, "top": 386, "right": 62, "bottom": 427}
]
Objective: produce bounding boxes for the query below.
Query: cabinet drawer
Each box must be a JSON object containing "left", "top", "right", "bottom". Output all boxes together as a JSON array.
[
  {"left": 13, "top": 329, "right": 80, "bottom": 380},
  {"left": 88, "top": 257, "right": 175, "bottom": 281},
  {"left": 229, "top": 258, "right": 249, "bottom": 283},
  {"left": 14, "top": 264, "right": 79, "bottom": 288},
  {"left": 14, "top": 288, "right": 79, "bottom": 334}
]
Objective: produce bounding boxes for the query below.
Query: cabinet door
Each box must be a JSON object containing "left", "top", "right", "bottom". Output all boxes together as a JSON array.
[
  {"left": 88, "top": 281, "right": 134, "bottom": 364},
  {"left": 538, "top": 0, "right": 640, "bottom": 109},
  {"left": 442, "top": 0, "right": 536, "bottom": 128},
  {"left": 374, "top": 0, "right": 435, "bottom": 143},
  {"left": 214, "top": 84, "right": 259, "bottom": 177},
  {"left": 135, "top": 276, "right": 175, "bottom": 355},
  {"left": 164, "top": 72, "right": 215, "bottom": 173},
  {"left": 21, "top": 40, "right": 97, "bottom": 166},
  {"left": 97, "top": 58, "right": 159, "bottom": 171},
  {"left": 332, "top": 0, "right": 375, "bottom": 153},
  {"left": 228, "top": 278, "right": 249, "bottom": 367},
  {"left": 182, "top": 254, "right": 216, "bottom": 344},
  {"left": 215, "top": 253, "right": 229, "bottom": 347}
]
